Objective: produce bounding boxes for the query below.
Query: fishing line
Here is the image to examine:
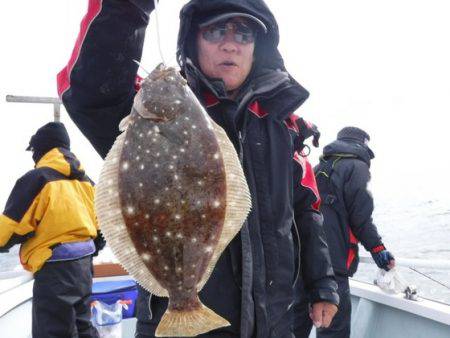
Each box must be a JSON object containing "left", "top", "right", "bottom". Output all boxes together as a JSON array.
[
  {"left": 132, "top": 59, "right": 150, "bottom": 75},
  {"left": 153, "top": 0, "right": 167, "bottom": 65},
  {"left": 409, "top": 267, "right": 450, "bottom": 291}
]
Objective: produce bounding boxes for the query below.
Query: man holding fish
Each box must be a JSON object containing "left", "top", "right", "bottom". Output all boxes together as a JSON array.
[{"left": 58, "top": 0, "right": 339, "bottom": 337}]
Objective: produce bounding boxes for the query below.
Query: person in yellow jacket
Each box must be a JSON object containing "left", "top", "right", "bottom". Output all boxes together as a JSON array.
[{"left": 0, "top": 122, "right": 104, "bottom": 338}]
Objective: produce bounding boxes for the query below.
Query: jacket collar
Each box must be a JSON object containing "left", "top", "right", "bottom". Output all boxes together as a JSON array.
[
  {"left": 36, "top": 148, "right": 85, "bottom": 178},
  {"left": 191, "top": 59, "right": 309, "bottom": 122},
  {"left": 322, "top": 140, "right": 372, "bottom": 166}
]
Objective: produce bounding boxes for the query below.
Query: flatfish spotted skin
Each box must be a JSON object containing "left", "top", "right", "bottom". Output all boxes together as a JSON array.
[
  {"left": 120, "top": 73, "right": 227, "bottom": 306},
  {"left": 95, "top": 64, "right": 251, "bottom": 337}
]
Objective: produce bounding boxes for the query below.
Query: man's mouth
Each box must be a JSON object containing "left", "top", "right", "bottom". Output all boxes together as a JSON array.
[{"left": 219, "top": 61, "right": 237, "bottom": 67}]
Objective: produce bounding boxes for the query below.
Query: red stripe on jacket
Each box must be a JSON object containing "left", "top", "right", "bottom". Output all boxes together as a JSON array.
[
  {"left": 204, "top": 91, "right": 220, "bottom": 108},
  {"left": 284, "top": 114, "right": 300, "bottom": 133},
  {"left": 294, "top": 152, "right": 321, "bottom": 211},
  {"left": 371, "top": 244, "right": 386, "bottom": 253},
  {"left": 346, "top": 228, "right": 359, "bottom": 269},
  {"left": 57, "top": 0, "right": 103, "bottom": 97},
  {"left": 134, "top": 75, "right": 144, "bottom": 92},
  {"left": 346, "top": 248, "right": 356, "bottom": 270},
  {"left": 248, "top": 101, "right": 268, "bottom": 118}
]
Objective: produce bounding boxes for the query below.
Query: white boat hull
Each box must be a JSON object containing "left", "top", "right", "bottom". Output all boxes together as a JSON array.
[{"left": 1, "top": 273, "right": 449, "bottom": 338}]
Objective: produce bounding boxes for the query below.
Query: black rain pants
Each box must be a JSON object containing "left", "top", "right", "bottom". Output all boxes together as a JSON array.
[{"left": 32, "top": 256, "right": 99, "bottom": 338}]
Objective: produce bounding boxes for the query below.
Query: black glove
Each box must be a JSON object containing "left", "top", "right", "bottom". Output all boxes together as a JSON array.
[
  {"left": 93, "top": 230, "right": 107, "bottom": 256},
  {"left": 294, "top": 118, "right": 321, "bottom": 153},
  {"left": 371, "top": 246, "right": 395, "bottom": 271},
  {"left": 129, "top": 0, "right": 156, "bottom": 15}
]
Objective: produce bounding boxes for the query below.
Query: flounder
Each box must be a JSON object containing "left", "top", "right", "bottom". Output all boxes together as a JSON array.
[{"left": 95, "top": 64, "right": 251, "bottom": 337}]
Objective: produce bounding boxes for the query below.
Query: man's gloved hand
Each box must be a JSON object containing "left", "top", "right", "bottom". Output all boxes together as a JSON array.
[
  {"left": 294, "top": 118, "right": 321, "bottom": 153},
  {"left": 93, "top": 230, "right": 107, "bottom": 257},
  {"left": 371, "top": 245, "right": 395, "bottom": 271},
  {"left": 309, "top": 301, "right": 338, "bottom": 328}
]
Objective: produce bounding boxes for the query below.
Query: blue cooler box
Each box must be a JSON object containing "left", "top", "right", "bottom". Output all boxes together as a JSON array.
[{"left": 91, "top": 279, "right": 138, "bottom": 319}]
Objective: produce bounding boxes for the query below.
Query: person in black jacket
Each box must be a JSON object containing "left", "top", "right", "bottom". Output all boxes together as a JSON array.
[
  {"left": 294, "top": 126, "right": 395, "bottom": 338},
  {"left": 57, "top": 1, "right": 339, "bottom": 337}
]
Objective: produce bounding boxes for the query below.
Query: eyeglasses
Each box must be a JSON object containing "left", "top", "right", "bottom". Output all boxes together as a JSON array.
[{"left": 201, "top": 20, "right": 257, "bottom": 45}]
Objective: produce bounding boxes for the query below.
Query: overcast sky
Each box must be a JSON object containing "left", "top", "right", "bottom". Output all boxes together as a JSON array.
[{"left": 1, "top": 0, "right": 449, "bottom": 209}]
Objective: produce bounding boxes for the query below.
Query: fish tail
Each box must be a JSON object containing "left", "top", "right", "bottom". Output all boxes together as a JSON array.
[{"left": 155, "top": 301, "right": 230, "bottom": 337}]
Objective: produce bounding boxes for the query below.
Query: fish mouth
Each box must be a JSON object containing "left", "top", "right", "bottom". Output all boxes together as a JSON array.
[
  {"left": 138, "top": 110, "right": 170, "bottom": 123},
  {"left": 150, "top": 116, "right": 169, "bottom": 123}
]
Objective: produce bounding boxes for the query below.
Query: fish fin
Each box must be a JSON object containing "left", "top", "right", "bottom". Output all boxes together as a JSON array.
[
  {"left": 118, "top": 114, "right": 131, "bottom": 132},
  {"left": 197, "top": 118, "right": 252, "bottom": 291},
  {"left": 95, "top": 131, "right": 168, "bottom": 297},
  {"left": 155, "top": 302, "right": 230, "bottom": 337}
]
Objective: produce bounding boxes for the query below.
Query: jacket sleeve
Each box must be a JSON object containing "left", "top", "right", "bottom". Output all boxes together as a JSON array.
[
  {"left": 293, "top": 153, "right": 339, "bottom": 305},
  {"left": 0, "top": 172, "right": 42, "bottom": 250},
  {"left": 57, "top": 0, "right": 152, "bottom": 158},
  {"left": 343, "top": 160, "right": 384, "bottom": 251}
]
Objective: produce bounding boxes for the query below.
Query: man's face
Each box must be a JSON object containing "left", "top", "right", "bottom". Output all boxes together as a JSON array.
[{"left": 197, "top": 17, "right": 256, "bottom": 92}]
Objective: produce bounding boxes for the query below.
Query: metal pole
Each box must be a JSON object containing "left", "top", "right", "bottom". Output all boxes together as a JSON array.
[
  {"left": 5, "top": 95, "right": 62, "bottom": 122},
  {"left": 53, "top": 103, "right": 61, "bottom": 122}
]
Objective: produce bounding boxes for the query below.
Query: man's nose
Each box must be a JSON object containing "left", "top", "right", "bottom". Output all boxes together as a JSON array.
[{"left": 219, "top": 31, "right": 238, "bottom": 52}]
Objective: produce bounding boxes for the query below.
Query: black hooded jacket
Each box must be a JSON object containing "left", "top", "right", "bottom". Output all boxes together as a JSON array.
[
  {"left": 315, "top": 139, "right": 384, "bottom": 277},
  {"left": 57, "top": 0, "right": 338, "bottom": 336}
]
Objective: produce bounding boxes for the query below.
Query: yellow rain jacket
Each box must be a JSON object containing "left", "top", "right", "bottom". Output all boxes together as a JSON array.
[{"left": 0, "top": 148, "right": 98, "bottom": 273}]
